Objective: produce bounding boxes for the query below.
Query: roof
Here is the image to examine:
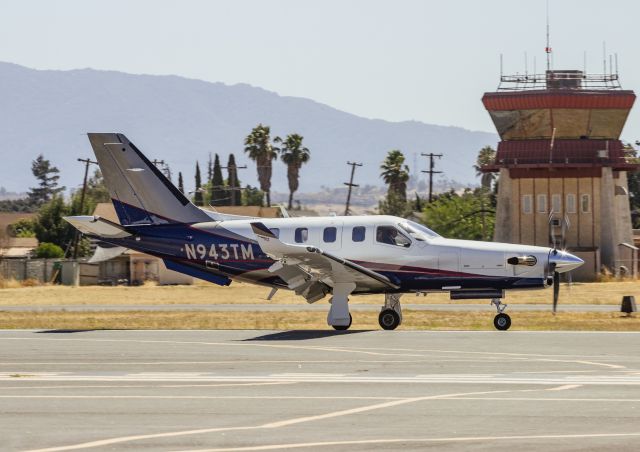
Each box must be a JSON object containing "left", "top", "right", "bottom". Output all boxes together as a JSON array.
[
  {"left": 482, "top": 90, "right": 636, "bottom": 111},
  {"left": 0, "top": 237, "right": 38, "bottom": 258}
]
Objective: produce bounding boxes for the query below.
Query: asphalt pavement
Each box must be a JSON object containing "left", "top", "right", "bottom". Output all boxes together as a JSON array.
[{"left": 1, "top": 329, "right": 639, "bottom": 451}]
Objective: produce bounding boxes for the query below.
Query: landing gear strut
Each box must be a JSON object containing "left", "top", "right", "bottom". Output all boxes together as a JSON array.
[
  {"left": 491, "top": 298, "right": 511, "bottom": 331},
  {"left": 379, "top": 294, "right": 403, "bottom": 330}
]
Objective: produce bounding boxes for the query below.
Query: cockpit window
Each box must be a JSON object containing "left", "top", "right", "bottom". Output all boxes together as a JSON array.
[
  {"left": 376, "top": 226, "right": 411, "bottom": 248},
  {"left": 398, "top": 221, "right": 440, "bottom": 241}
]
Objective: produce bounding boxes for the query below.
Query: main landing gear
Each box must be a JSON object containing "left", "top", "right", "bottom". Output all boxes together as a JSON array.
[
  {"left": 379, "top": 294, "right": 402, "bottom": 330},
  {"left": 328, "top": 282, "right": 356, "bottom": 331},
  {"left": 491, "top": 298, "right": 511, "bottom": 331}
]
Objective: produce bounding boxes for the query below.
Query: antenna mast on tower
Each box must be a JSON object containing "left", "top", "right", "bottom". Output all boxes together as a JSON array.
[{"left": 545, "top": 0, "right": 552, "bottom": 71}]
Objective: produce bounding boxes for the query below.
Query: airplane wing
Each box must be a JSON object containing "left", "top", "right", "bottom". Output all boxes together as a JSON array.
[{"left": 250, "top": 222, "right": 399, "bottom": 302}]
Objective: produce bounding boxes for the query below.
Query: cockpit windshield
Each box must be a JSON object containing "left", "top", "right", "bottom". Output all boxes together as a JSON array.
[{"left": 398, "top": 220, "right": 441, "bottom": 241}]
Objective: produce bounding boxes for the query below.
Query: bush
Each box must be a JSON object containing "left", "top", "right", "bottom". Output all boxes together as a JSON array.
[{"left": 33, "top": 242, "right": 64, "bottom": 259}]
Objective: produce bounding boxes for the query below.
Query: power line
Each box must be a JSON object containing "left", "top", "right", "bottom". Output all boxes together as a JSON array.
[
  {"left": 421, "top": 153, "right": 443, "bottom": 203},
  {"left": 343, "top": 161, "right": 362, "bottom": 216}
]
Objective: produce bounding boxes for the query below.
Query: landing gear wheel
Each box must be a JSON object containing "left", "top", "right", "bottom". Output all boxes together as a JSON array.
[
  {"left": 332, "top": 314, "right": 352, "bottom": 331},
  {"left": 378, "top": 309, "right": 401, "bottom": 330},
  {"left": 494, "top": 313, "right": 511, "bottom": 331}
]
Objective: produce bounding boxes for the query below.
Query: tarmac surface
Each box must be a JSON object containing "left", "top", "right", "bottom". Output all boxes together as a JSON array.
[{"left": 1, "top": 329, "right": 640, "bottom": 451}]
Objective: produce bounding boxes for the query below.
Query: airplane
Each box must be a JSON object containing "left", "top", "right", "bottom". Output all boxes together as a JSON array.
[{"left": 65, "top": 133, "right": 584, "bottom": 331}]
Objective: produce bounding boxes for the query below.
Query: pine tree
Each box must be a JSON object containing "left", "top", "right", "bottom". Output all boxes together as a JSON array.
[
  {"left": 227, "top": 154, "right": 242, "bottom": 206},
  {"left": 210, "top": 154, "right": 228, "bottom": 206},
  {"left": 178, "top": 172, "right": 184, "bottom": 194},
  {"left": 28, "top": 155, "right": 65, "bottom": 205},
  {"left": 194, "top": 162, "right": 203, "bottom": 206}
]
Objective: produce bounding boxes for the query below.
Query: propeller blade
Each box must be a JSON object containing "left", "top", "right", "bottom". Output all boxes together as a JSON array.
[{"left": 552, "top": 271, "right": 560, "bottom": 314}]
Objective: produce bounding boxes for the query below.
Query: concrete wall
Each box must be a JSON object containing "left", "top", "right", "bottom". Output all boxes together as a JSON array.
[{"left": 0, "top": 258, "right": 57, "bottom": 282}]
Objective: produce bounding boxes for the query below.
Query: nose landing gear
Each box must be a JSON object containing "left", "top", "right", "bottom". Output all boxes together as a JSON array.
[{"left": 491, "top": 298, "right": 511, "bottom": 331}]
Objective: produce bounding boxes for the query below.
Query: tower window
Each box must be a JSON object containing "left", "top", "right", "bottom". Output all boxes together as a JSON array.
[
  {"left": 580, "top": 194, "right": 591, "bottom": 213},
  {"left": 522, "top": 195, "right": 532, "bottom": 214},
  {"left": 551, "top": 194, "right": 562, "bottom": 213},
  {"left": 566, "top": 194, "right": 576, "bottom": 214},
  {"left": 537, "top": 194, "right": 547, "bottom": 213}
]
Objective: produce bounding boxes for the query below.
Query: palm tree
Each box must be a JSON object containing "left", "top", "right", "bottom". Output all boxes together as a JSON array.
[
  {"left": 474, "top": 145, "right": 496, "bottom": 190},
  {"left": 278, "top": 134, "right": 311, "bottom": 209},
  {"left": 244, "top": 124, "right": 279, "bottom": 206},
  {"left": 380, "top": 149, "right": 410, "bottom": 202}
]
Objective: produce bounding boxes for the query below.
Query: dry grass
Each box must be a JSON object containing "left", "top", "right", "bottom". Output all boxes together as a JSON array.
[
  {"left": 0, "top": 280, "right": 637, "bottom": 307},
  {"left": 0, "top": 310, "right": 638, "bottom": 331}
]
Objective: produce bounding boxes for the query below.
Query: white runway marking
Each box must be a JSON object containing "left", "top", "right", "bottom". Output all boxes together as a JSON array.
[
  {"left": 0, "top": 395, "right": 405, "bottom": 400},
  {"left": 172, "top": 432, "right": 640, "bottom": 451},
  {"left": 546, "top": 384, "right": 583, "bottom": 391},
  {"left": 3, "top": 372, "right": 640, "bottom": 385},
  {"left": 24, "top": 389, "right": 511, "bottom": 452},
  {"left": 0, "top": 382, "right": 293, "bottom": 390}
]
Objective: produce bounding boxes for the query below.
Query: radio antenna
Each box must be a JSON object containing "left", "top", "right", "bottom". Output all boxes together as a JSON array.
[{"left": 545, "top": 0, "right": 551, "bottom": 71}]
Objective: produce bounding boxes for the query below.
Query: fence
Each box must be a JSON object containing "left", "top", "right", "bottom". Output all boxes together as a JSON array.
[{"left": 0, "top": 258, "right": 58, "bottom": 283}]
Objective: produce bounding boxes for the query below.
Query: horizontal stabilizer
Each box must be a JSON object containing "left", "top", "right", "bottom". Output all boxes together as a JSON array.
[{"left": 64, "top": 216, "right": 132, "bottom": 238}]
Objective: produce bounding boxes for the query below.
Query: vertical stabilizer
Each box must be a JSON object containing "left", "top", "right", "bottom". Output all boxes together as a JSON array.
[{"left": 87, "top": 133, "right": 210, "bottom": 225}]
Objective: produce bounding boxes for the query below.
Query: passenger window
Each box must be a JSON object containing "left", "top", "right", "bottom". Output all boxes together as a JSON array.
[
  {"left": 376, "top": 226, "right": 411, "bottom": 248},
  {"left": 323, "top": 227, "right": 337, "bottom": 243},
  {"left": 294, "top": 228, "right": 308, "bottom": 243},
  {"left": 270, "top": 228, "right": 280, "bottom": 238},
  {"left": 352, "top": 226, "right": 366, "bottom": 242}
]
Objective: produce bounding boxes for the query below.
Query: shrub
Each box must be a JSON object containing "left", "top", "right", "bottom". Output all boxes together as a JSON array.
[{"left": 33, "top": 242, "right": 64, "bottom": 259}]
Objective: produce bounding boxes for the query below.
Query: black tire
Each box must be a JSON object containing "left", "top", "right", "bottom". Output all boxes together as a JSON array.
[
  {"left": 378, "top": 309, "right": 401, "bottom": 330},
  {"left": 332, "top": 314, "right": 352, "bottom": 331},
  {"left": 494, "top": 313, "right": 511, "bottom": 331}
]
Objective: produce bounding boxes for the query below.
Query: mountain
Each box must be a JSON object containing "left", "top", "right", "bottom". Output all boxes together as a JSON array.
[{"left": 0, "top": 62, "right": 496, "bottom": 194}]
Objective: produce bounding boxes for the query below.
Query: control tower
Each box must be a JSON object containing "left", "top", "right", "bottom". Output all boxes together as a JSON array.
[{"left": 481, "top": 69, "right": 638, "bottom": 280}]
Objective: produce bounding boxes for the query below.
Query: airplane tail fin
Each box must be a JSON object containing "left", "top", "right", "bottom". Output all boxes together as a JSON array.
[{"left": 87, "top": 133, "right": 211, "bottom": 225}]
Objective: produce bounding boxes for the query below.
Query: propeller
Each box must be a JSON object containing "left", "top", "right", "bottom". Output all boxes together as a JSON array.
[{"left": 552, "top": 267, "right": 560, "bottom": 314}]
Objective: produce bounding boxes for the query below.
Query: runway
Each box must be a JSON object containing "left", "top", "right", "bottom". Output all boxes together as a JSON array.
[{"left": 1, "top": 330, "right": 639, "bottom": 451}]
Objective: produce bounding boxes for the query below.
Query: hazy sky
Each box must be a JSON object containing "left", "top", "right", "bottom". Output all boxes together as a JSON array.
[{"left": 1, "top": 0, "right": 639, "bottom": 140}]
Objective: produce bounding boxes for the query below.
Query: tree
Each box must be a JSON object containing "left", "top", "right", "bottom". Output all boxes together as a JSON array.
[
  {"left": 178, "top": 172, "right": 185, "bottom": 194},
  {"left": 242, "top": 185, "right": 264, "bottom": 206},
  {"left": 227, "top": 154, "right": 242, "bottom": 206},
  {"left": 8, "top": 218, "right": 36, "bottom": 238},
  {"left": 422, "top": 188, "right": 495, "bottom": 241},
  {"left": 194, "top": 161, "right": 203, "bottom": 206},
  {"left": 33, "top": 196, "right": 75, "bottom": 251},
  {"left": 244, "top": 124, "right": 279, "bottom": 206},
  {"left": 28, "top": 155, "right": 65, "bottom": 206},
  {"left": 474, "top": 146, "right": 497, "bottom": 190},
  {"left": 379, "top": 150, "right": 410, "bottom": 217},
  {"left": 278, "top": 133, "right": 311, "bottom": 209},
  {"left": 33, "top": 242, "right": 64, "bottom": 258},
  {"left": 210, "top": 154, "right": 228, "bottom": 206},
  {"left": 380, "top": 150, "right": 410, "bottom": 202},
  {"left": 69, "top": 169, "right": 110, "bottom": 216}
]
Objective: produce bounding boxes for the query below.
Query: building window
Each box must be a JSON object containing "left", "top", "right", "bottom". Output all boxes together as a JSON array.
[
  {"left": 522, "top": 195, "right": 532, "bottom": 214},
  {"left": 580, "top": 194, "right": 591, "bottom": 213},
  {"left": 537, "top": 194, "right": 547, "bottom": 213},
  {"left": 294, "top": 228, "right": 308, "bottom": 243},
  {"left": 551, "top": 194, "right": 562, "bottom": 213},
  {"left": 566, "top": 194, "right": 576, "bottom": 214},
  {"left": 352, "top": 226, "right": 366, "bottom": 242},
  {"left": 323, "top": 227, "right": 337, "bottom": 243}
]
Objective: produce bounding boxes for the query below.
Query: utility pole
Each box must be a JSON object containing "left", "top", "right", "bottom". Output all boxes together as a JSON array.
[
  {"left": 220, "top": 163, "right": 247, "bottom": 206},
  {"left": 343, "top": 161, "right": 362, "bottom": 216},
  {"left": 72, "top": 158, "right": 98, "bottom": 259},
  {"left": 151, "top": 159, "right": 172, "bottom": 181},
  {"left": 421, "top": 153, "right": 443, "bottom": 203}
]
